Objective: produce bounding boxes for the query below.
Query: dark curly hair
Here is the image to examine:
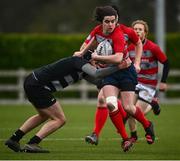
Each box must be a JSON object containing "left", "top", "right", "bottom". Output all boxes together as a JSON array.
[{"left": 94, "top": 5, "right": 118, "bottom": 22}]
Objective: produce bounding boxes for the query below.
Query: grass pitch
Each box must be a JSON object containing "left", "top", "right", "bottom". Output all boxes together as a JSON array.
[{"left": 0, "top": 103, "right": 180, "bottom": 160}]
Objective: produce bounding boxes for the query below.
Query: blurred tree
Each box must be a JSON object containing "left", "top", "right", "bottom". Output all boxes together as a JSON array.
[
  {"left": 166, "top": 0, "right": 180, "bottom": 32},
  {"left": 0, "top": 0, "right": 50, "bottom": 32},
  {"left": 0, "top": 0, "right": 179, "bottom": 33}
]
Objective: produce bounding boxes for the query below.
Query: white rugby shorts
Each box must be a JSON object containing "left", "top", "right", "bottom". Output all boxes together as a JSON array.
[{"left": 136, "top": 83, "right": 156, "bottom": 103}]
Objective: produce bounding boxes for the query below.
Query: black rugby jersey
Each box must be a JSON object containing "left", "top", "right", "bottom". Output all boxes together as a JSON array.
[{"left": 33, "top": 56, "right": 88, "bottom": 92}]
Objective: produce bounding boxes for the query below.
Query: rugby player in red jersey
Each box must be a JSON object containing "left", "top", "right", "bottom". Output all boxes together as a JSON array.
[
  {"left": 82, "top": 5, "right": 141, "bottom": 147},
  {"left": 84, "top": 16, "right": 143, "bottom": 147},
  {"left": 83, "top": 6, "right": 155, "bottom": 148},
  {"left": 127, "top": 20, "right": 169, "bottom": 142},
  {"left": 5, "top": 5, "right": 132, "bottom": 153},
  {"left": 74, "top": 5, "right": 135, "bottom": 151},
  {"left": 85, "top": 19, "right": 169, "bottom": 146}
]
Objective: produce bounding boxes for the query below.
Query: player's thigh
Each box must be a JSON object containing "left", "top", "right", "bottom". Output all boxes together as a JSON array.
[
  {"left": 136, "top": 99, "right": 151, "bottom": 114},
  {"left": 97, "top": 89, "right": 106, "bottom": 106},
  {"left": 120, "top": 91, "right": 135, "bottom": 110},
  {"left": 102, "top": 85, "right": 119, "bottom": 97}
]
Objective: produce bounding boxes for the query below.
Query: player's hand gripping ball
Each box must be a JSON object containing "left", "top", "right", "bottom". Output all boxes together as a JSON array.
[{"left": 96, "top": 40, "right": 113, "bottom": 56}]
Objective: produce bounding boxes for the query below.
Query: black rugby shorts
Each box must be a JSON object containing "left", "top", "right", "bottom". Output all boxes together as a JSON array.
[{"left": 24, "top": 74, "right": 56, "bottom": 108}]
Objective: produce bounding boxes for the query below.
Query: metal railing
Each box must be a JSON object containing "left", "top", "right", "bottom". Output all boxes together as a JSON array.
[{"left": 0, "top": 69, "right": 180, "bottom": 104}]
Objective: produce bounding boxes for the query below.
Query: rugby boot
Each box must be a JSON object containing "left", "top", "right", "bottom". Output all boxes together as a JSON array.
[
  {"left": 5, "top": 139, "right": 21, "bottom": 152},
  {"left": 21, "top": 144, "right": 50, "bottom": 153},
  {"left": 121, "top": 139, "right": 133, "bottom": 152},
  {"left": 145, "top": 121, "right": 155, "bottom": 144},
  {"left": 85, "top": 132, "right": 98, "bottom": 145}
]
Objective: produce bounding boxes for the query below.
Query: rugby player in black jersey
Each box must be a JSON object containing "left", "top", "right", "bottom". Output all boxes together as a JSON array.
[{"left": 5, "top": 51, "right": 131, "bottom": 153}]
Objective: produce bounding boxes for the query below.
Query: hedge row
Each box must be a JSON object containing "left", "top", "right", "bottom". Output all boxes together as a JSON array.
[
  {"left": 0, "top": 33, "right": 180, "bottom": 69},
  {"left": 0, "top": 34, "right": 86, "bottom": 69}
]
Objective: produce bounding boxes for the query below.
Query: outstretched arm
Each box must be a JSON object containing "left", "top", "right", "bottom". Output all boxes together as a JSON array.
[
  {"left": 83, "top": 75, "right": 102, "bottom": 86},
  {"left": 81, "top": 63, "right": 119, "bottom": 79},
  {"left": 134, "top": 39, "right": 143, "bottom": 73},
  {"left": 74, "top": 55, "right": 131, "bottom": 79},
  {"left": 73, "top": 37, "right": 96, "bottom": 57}
]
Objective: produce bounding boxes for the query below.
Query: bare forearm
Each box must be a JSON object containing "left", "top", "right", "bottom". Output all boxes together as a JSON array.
[
  {"left": 74, "top": 37, "right": 96, "bottom": 57},
  {"left": 134, "top": 39, "right": 142, "bottom": 66}
]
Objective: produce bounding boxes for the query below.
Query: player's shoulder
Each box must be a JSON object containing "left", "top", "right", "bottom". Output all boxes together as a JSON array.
[
  {"left": 93, "top": 25, "right": 102, "bottom": 32},
  {"left": 146, "top": 39, "right": 159, "bottom": 49},
  {"left": 119, "top": 24, "right": 133, "bottom": 32},
  {"left": 113, "top": 25, "right": 124, "bottom": 34}
]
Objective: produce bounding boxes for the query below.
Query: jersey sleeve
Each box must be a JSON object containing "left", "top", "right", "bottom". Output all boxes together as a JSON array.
[
  {"left": 113, "top": 29, "right": 125, "bottom": 53},
  {"left": 73, "top": 57, "right": 89, "bottom": 70},
  {"left": 84, "top": 26, "right": 98, "bottom": 44},
  {"left": 120, "top": 24, "right": 139, "bottom": 45},
  {"left": 152, "top": 45, "right": 167, "bottom": 63},
  {"left": 127, "top": 27, "right": 139, "bottom": 44},
  {"left": 127, "top": 43, "right": 135, "bottom": 52}
]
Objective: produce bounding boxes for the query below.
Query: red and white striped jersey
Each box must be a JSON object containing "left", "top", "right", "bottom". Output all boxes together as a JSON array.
[
  {"left": 128, "top": 39, "right": 167, "bottom": 88},
  {"left": 84, "top": 24, "right": 127, "bottom": 58},
  {"left": 119, "top": 24, "right": 139, "bottom": 49}
]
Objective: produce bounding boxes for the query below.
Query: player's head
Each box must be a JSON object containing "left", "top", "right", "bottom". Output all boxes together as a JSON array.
[
  {"left": 94, "top": 6, "right": 118, "bottom": 35},
  {"left": 94, "top": 6, "right": 118, "bottom": 22},
  {"left": 131, "top": 20, "right": 149, "bottom": 41},
  {"left": 110, "top": 5, "right": 120, "bottom": 22}
]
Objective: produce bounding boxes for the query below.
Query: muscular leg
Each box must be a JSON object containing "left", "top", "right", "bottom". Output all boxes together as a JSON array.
[
  {"left": 121, "top": 91, "right": 155, "bottom": 144},
  {"left": 121, "top": 91, "right": 150, "bottom": 129},
  {"left": 93, "top": 89, "right": 109, "bottom": 137},
  {"left": 127, "top": 99, "right": 151, "bottom": 142},
  {"left": 103, "top": 85, "right": 129, "bottom": 140},
  {"left": 5, "top": 101, "right": 66, "bottom": 152},
  {"left": 128, "top": 99, "right": 151, "bottom": 133},
  {"left": 19, "top": 101, "right": 66, "bottom": 153},
  {"left": 35, "top": 101, "right": 66, "bottom": 139},
  {"left": 85, "top": 89, "right": 108, "bottom": 145},
  {"left": 19, "top": 114, "right": 48, "bottom": 134}
]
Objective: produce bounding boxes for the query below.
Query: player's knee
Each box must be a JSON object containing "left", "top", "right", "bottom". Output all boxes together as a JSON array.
[
  {"left": 60, "top": 115, "right": 66, "bottom": 125},
  {"left": 56, "top": 115, "right": 66, "bottom": 128},
  {"left": 98, "top": 96, "right": 106, "bottom": 105},
  {"left": 123, "top": 104, "right": 134, "bottom": 115},
  {"left": 106, "top": 96, "right": 118, "bottom": 112}
]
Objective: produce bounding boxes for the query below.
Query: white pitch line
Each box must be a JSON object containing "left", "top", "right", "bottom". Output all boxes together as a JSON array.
[{"left": 0, "top": 137, "right": 158, "bottom": 141}]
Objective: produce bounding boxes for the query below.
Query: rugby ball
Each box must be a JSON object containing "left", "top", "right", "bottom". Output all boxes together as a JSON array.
[{"left": 96, "top": 40, "right": 113, "bottom": 56}]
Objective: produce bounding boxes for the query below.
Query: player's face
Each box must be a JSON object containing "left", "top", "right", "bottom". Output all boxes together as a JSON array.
[
  {"left": 133, "top": 23, "right": 146, "bottom": 41},
  {"left": 102, "top": 16, "right": 117, "bottom": 35}
]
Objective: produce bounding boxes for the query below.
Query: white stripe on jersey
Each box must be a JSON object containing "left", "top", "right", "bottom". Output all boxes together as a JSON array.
[
  {"left": 32, "top": 72, "right": 38, "bottom": 80},
  {"left": 64, "top": 75, "right": 74, "bottom": 85},
  {"left": 138, "top": 73, "right": 158, "bottom": 80},
  {"left": 52, "top": 80, "right": 63, "bottom": 91},
  {"left": 44, "top": 86, "right": 51, "bottom": 91}
]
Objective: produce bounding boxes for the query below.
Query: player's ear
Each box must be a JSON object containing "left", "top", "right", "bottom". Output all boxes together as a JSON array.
[{"left": 115, "top": 15, "right": 118, "bottom": 23}]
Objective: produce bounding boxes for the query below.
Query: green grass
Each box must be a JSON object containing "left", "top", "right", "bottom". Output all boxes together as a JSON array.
[{"left": 0, "top": 104, "right": 180, "bottom": 160}]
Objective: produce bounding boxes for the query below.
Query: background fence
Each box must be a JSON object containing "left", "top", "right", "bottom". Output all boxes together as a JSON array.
[{"left": 0, "top": 69, "right": 180, "bottom": 104}]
